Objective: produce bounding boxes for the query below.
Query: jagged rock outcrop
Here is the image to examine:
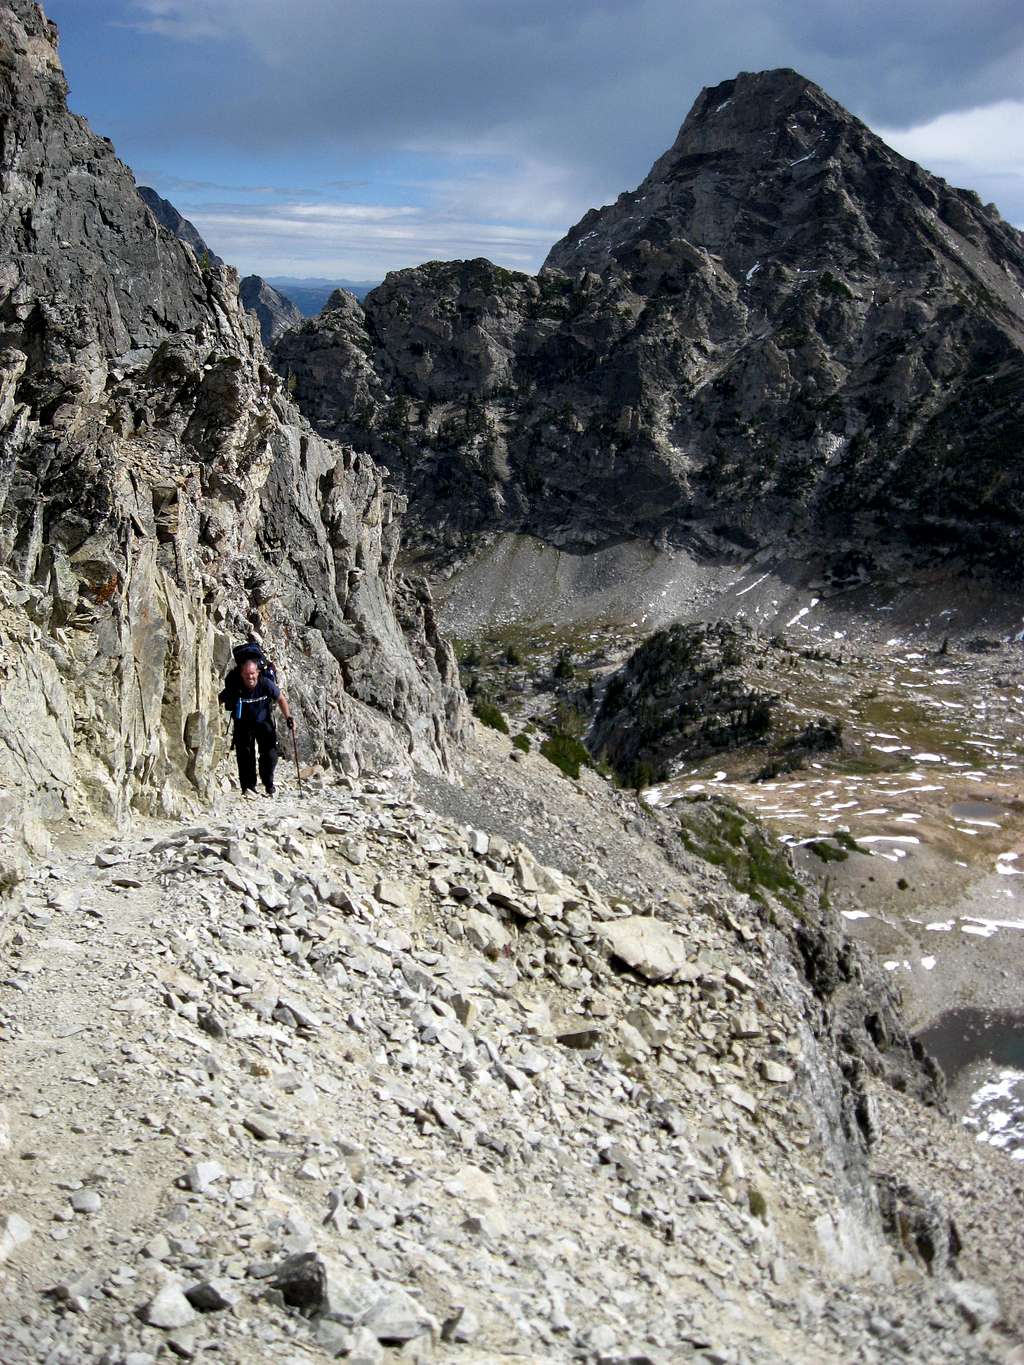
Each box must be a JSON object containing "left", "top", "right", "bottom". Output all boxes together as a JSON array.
[
  {"left": 588, "top": 622, "right": 848, "bottom": 786},
  {"left": 136, "top": 189, "right": 304, "bottom": 346},
  {"left": 276, "top": 69, "right": 1024, "bottom": 578},
  {"left": 0, "top": 0, "right": 464, "bottom": 843},
  {"left": 137, "top": 185, "right": 223, "bottom": 269},
  {"left": 589, "top": 622, "right": 777, "bottom": 785},
  {"left": 239, "top": 274, "right": 303, "bottom": 346}
]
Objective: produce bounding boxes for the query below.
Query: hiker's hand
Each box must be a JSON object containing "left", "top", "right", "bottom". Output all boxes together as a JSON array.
[{"left": 286, "top": 716, "right": 295, "bottom": 731}]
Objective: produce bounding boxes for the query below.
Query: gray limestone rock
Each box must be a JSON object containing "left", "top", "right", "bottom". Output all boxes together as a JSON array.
[
  {"left": 598, "top": 916, "right": 693, "bottom": 981},
  {"left": 142, "top": 1282, "right": 198, "bottom": 1330},
  {"left": 362, "top": 1288, "right": 437, "bottom": 1344},
  {"left": 374, "top": 879, "right": 408, "bottom": 908},
  {"left": 463, "top": 907, "right": 512, "bottom": 955},
  {"left": 0, "top": 1211, "right": 32, "bottom": 1263},
  {"left": 0, "top": 0, "right": 465, "bottom": 842},
  {"left": 69, "top": 1188, "right": 102, "bottom": 1213}
]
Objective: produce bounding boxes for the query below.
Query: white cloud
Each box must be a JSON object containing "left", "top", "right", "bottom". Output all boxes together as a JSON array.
[
  {"left": 877, "top": 100, "right": 1024, "bottom": 224},
  {"left": 106, "top": 1, "right": 1024, "bottom": 262},
  {"left": 878, "top": 100, "right": 1024, "bottom": 178},
  {"left": 188, "top": 200, "right": 557, "bottom": 278},
  {"left": 118, "top": 0, "right": 222, "bottom": 39}
]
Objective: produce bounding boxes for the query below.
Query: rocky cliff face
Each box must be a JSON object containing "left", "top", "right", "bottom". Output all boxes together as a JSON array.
[
  {"left": 135, "top": 193, "right": 304, "bottom": 347},
  {"left": 239, "top": 274, "right": 303, "bottom": 346},
  {"left": 137, "top": 185, "right": 223, "bottom": 269},
  {"left": 276, "top": 69, "right": 1024, "bottom": 579},
  {"left": 0, "top": 0, "right": 463, "bottom": 852}
]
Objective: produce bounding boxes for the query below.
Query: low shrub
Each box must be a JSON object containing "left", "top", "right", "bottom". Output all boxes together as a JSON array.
[
  {"left": 473, "top": 700, "right": 508, "bottom": 734},
  {"left": 540, "top": 732, "right": 591, "bottom": 780}
]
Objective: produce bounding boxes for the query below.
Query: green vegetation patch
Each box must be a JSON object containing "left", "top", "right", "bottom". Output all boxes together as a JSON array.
[
  {"left": 540, "top": 732, "right": 591, "bottom": 780},
  {"left": 816, "top": 270, "right": 854, "bottom": 301},
  {"left": 806, "top": 840, "right": 849, "bottom": 864},
  {"left": 472, "top": 700, "right": 509, "bottom": 734},
  {"left": 676, "top": 796, "right": 804, "bottom": 913},
  {"left": 592, "top": 621, "right": 780, "bottom": 785}
]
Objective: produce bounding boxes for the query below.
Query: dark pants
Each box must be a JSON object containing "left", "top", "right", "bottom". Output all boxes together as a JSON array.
[{"left": 234, "top": 720, "right": 277, "bottom": 792}]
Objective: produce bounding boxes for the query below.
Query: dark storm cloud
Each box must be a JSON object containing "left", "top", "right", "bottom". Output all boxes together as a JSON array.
[
  {"left": 72, "top": 0, "right": 1022, "bottom": 272},
  {"left": 123, "top": 0, "right": 1024, "bottom": 208}
]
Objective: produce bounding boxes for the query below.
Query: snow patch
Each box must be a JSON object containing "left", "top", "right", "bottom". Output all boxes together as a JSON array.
[
  {"left": 858, "top": 835, "right": 920, "bottom": 846},
  {"left": 735, "top": 570, "right": 769, "bottom": 596},
  {"left": 785, "top": 597, "right": 820, "bottom": 627},
  {"left": 964, "top": 1069, "right": 1024, "bottom": 1160}
]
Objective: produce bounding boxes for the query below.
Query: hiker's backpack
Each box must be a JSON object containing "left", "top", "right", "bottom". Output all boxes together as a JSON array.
[{"left": 219, "top": 641, "right": 278, "bottom": 712}]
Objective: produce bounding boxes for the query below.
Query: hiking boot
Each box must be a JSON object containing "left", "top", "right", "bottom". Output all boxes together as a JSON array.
[{"left": 264, "top": 784, "right": 275, "bottom": 797}]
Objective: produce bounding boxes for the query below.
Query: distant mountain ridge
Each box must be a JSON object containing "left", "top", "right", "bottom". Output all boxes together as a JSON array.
[
  {"left": 266, "top": 277, "right": 379, "bottom": 313},
  {"left": 273, "top": 68, "right": 1024, "bottom": 581},
  {"left": 133, "top": 193, "right": 375, "bottom": 326},
  {"left": 239, "top": 274, "right": 303, "bottom": 345}
]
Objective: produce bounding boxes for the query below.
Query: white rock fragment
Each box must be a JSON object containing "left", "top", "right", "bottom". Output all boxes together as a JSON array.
[
  {"left": 183, "top": 1160, "right": 226, "bottom": 1194},
  {"left": 451, "top": 1164, "right": 500, "bottom": 1205},
  {"left": 464, "top": 907, "right": 511, "bottom": 955},
  {"left": 0, "top": 1212, "right": 32, "bottom": 1263},
  {"left": 761, "top": 1060, "right": 795, "bottom": 1085},
  {"left": 142, "top": 1281, "right": 198, "bottom": 1329},
  {"left": 724, "top": 1084, "right": 758, "bottom": 1114},
  {"left": 599, "top": 916, "right": 694, "bottom": 981}
]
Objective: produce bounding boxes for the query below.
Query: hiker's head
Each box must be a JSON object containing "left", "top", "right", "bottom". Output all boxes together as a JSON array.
[{"left": 240, "top": 660, "right": 260, "bottom": 689}]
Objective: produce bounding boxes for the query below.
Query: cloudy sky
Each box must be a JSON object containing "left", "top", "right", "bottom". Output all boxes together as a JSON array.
[{"left": 47, "top": 0, "right": 1024, "bottom": 282}]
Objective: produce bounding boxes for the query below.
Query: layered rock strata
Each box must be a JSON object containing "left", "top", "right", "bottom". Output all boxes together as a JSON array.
[{"left": 0, "top": 0, "right": 463, "bottom": 849}]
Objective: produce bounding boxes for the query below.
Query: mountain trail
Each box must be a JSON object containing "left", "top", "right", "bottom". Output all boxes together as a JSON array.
[{"left": 2, "top": 728, "right": 1022, "bottom": 1362}]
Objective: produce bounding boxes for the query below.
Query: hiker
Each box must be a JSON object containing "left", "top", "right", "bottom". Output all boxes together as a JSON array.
[{"left": 221, "top": 655, "right": 294, "bottom": 797}]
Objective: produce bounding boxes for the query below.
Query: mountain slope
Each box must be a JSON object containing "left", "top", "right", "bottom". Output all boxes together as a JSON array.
[
  {"left": 275, "top": 69, "right": 1024, "bottom": 578},
  {"left": 137, "top": 185, "right": 223, "bottom": 269},
  {"left": 0, "top": 0, "right": 462, "bottom": 853}
]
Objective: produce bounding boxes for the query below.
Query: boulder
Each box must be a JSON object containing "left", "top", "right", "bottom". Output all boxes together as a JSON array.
[{"left": 598, "top": 916, "right": 694, "bottom": 982}]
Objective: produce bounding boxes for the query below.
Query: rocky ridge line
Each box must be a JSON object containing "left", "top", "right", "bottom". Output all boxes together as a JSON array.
[
  {"left": 136, "top": 187, "right": 223, "bottom": 271},
  {"left": 274, "top": 70, "right": 1024, "bottom": 580},
  {"left": 239, "top": 276, "right": 304, "bottom": 348}
]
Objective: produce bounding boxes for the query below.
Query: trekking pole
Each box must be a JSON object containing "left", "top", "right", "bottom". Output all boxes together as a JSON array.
[{"left": 291, "top": 719, "right": 303, "bottom": 796}]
